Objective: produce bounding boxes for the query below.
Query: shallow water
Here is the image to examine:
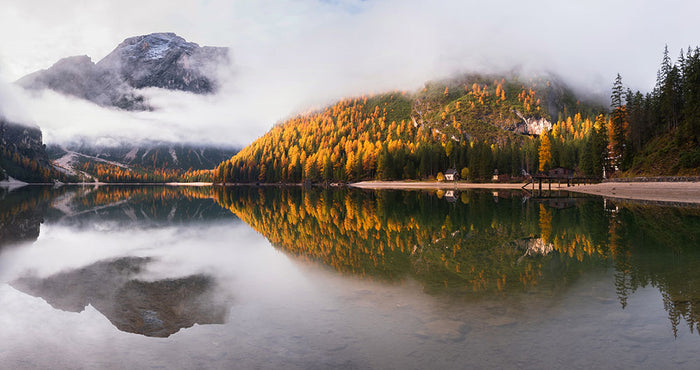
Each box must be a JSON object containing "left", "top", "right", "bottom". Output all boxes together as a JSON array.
[{"left": 1, "top": 185, "right": 699, "bottom": 369}]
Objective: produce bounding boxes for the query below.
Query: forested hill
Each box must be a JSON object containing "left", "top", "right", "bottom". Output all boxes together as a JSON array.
[
  {"left": 216, "top": 44, "right": 700, "bottom": 184},
  {"left": 215, "top": 73, "right": 606, "bottom": 183},
  {"left": 618, "top": 46, "right": 700, "bottom": 175}
]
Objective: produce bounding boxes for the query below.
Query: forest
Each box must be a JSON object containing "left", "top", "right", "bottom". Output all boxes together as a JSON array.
[{"left": 214, "top": 46, "right": 700, "bottom": 184}]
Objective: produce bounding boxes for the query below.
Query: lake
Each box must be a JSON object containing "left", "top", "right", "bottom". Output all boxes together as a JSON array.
[{"left": 1, "top": 185, "right": 699, "bottom": 369}]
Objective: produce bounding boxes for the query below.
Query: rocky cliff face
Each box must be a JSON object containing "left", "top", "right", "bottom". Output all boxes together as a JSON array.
[
  {"left": 17, "top": 33, "right": 230, "bottom": 111},
  {"left": 17, "top": 55, "right": 147, "bottom": 110},
  {"left": 11, "top": 33, "right": 234, "bottom": 178},
  {"left": 511, "top": 110, "right": 553, "bottom": 136},
  {"left": 0, "top": 120, "right": 45, "bottom": 155}
]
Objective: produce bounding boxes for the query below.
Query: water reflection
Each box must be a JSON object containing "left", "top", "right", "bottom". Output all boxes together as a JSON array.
[
  {"left": 214, "top": 186, "right": 700, "bottom": 336},
  {"left": 1, "top": 183, "right": 700, "bottom": 357},
  {"left": 0, "top": 186, "right": 61, "bottom": 249},
  {"left": 214, "top": 187, "right": 603, "bottom": 293},
  {"left": 0, "top": 185, "right": 238, "bottom": 338},
  {"left": 12, "top": 257, "right": 228, "bottom": 337}
]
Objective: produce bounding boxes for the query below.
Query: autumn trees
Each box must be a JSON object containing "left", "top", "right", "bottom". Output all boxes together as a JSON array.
[
  {"left": 75, "top": 160, "right": 214, "bottom": 183},
  {"left": 215, "top": 50, "right": 700, "bottom": 185},
  {"left": 215, "top": 74, "right": 602, "bottom": 184}
]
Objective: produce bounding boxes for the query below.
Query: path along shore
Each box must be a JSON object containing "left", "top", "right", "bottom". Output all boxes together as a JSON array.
[{"left": 351, "top": 180, "right": 700, "bottom": 205}]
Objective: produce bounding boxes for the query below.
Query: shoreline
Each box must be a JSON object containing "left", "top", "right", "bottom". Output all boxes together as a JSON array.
[
  {"left": 5, "top": 179, "right": 699, "bottom": 205},
  {"left": 351, "top": 180, "right": 700, "bottom": 205}
]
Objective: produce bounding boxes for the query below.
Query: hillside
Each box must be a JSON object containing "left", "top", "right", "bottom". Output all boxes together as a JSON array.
[
  {"left": 47, "top": 143, "right": 236, "bottom": 182},
  {"left": 217, "top": 44, "right": 700, "bottom": 183},
  {"left": 614, "top": 46, "right": 700, "bottom": 177},
  {"left": 215, "top": 73, "right": 605, "bottom": 183},
  {"left": 0, "top": 119, "right": 71, "bottom": 183}
]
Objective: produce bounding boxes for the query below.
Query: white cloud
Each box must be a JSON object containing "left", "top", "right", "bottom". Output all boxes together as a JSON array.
[{"left": 1, "top": 0, "right": 699, "bottom": 146}]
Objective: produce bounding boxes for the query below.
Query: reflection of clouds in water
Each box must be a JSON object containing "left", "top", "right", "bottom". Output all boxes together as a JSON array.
[
  {"left": 0, "top": 219, "right": 315, "bottom": 339},
  {"left": 1, "top": 222, "right": 250, "bottom": 281}
]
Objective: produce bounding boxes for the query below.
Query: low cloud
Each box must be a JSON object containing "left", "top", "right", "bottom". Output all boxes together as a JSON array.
[{"left": 1, "top": 0, "right": 699, "bottom": 147}]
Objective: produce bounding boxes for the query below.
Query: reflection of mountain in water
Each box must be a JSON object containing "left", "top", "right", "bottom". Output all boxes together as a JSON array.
[
  {"left": 12, "top": 257, "right": 229, "bottom": 337},
  {"left": 48, "top": 186, "right": 237, "bottom": 228},
  {"left": 0, "top": 186, "right": 238, "bottom": 250},
  {"left": 215, "top": 186, "right": 700, "bottom": 337}
]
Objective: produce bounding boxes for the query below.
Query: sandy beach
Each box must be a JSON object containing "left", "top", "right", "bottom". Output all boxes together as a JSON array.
[{"left": 351, "top": 180, "right": 700, "bottom": 204}]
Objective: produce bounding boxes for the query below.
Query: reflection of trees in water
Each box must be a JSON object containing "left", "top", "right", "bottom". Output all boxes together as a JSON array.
[
  {"left": 56, "top": 185, "right": 228, "bottom": 225},
  {"left": 0, "top": 186, "right": 65, "bottom": 249},
  {"left": 12, "top": 257, "right": 230, "bottom": 337},
  {"left": 215, "top": 186, "right": 700, "bottom": 336},
  {"left": 608, "top": 204, "right": 700, "bottom": 337},
  {"left": 215, "top": 187, "right": 608, "bottom": 296}
]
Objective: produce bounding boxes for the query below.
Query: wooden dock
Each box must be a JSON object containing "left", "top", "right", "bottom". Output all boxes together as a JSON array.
[{"left": 522, "top": 176, "right": 598, "bottom": 191}]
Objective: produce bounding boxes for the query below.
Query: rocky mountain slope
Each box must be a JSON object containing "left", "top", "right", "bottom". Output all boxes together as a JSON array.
[{"left": 97, "top": 33, "right": 228, "bottom": 94}]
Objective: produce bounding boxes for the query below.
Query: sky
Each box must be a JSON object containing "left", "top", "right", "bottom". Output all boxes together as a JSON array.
[{"left": 0, "top": 0, "right": 698, "bottom": 147}]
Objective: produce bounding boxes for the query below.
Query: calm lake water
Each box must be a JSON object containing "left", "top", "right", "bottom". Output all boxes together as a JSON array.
[{"left": 1, "top": 185, "right": 699, "bottom": 369}]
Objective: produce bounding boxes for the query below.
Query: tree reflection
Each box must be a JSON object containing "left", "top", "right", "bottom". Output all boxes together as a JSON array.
[
  {"left": 0, "top": 186, "right": 64, "bottom": 249},
  {"left": 214, "top": 187, "right": 604, "bottom": 295},
  {"left": 214, "top": 186, "right": 700, "bottom": 336}
]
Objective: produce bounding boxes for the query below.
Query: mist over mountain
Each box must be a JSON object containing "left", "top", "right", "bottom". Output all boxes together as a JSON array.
[{"left": 17, "top": 33, "right": 229, "bottom": 111}]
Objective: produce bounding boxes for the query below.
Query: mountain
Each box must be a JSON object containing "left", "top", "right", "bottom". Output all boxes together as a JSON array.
[
  {"left": 97, "top": 33, "right": 228, "bottom": 94},
  {"left": 17, "top": 32, "right": 229, "bottom": 111},
  {"left": 214, "top": 72, "right": 605, "bottom": 183},
  {"left": 11, "top": 33, "right": 235, "bottom": 182}
]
